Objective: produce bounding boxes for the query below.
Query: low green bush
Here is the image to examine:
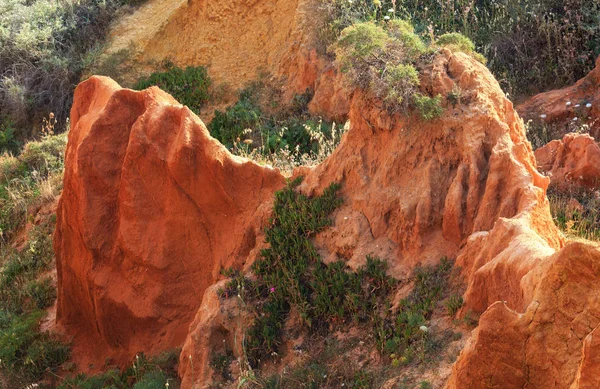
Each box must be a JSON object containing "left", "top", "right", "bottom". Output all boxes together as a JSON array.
[
  {"left": 134, "top": 64, "right": 212, "bottom": 114},
  {"left": 436, "top": 33, "right": 486, "bottom": 64},
  {"left": 0, "top": 132, "right": 66, "bottom": 243},
  {"left": 58, "top": 351, "right": 180, "bottom": 389},
  {"left": 445, "top": 294, "right": 464, "bottom": 317},
  {"left": 208, "top": 86, "right": 335, "bottom": 158},
  {"left": 376, "top": 258, "right": 454, "bottom": 359},
  {"left": 413, "top": 94, "right": 443, "bottom": 121},
  {"left": 334, "top": 21, "right": 443, "bottom": 119},
  {"left": 0, "top": 310, "right": 69, "bottom": 381}
]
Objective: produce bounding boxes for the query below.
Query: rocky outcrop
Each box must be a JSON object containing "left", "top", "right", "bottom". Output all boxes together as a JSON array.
[
  {"left": 59, "top": 33, "right": 600, "bottom": 389},
  {"left": 298, "top": 50, "right": 562, "bottom": 287},
  {"left": 447, "top": 242, "right": 600, "bottom": 389},
  {"left": 54, "top": 76, "right": 285, "bottom": 368},
  {"left": 535, "top": 133, "right": 600, "bottom": 190},
  {"left": 178, "top": 50, "right": 573, "bottom": 388},
  {"left": 517, "top": 57, "right": 600, "bottom": 139}
]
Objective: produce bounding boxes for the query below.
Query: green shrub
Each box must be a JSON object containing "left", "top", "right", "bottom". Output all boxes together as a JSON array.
[
  {"left": 413, "top": 94, "right": 443, "bottom": 120},
  {"left": 0, "top": 311, "right": 69, "bottom": 380},
  {"left": 334, "top": 21, "right": 442, "bottom": 118},
  {"left": 0, "top": 0, "right": 140, "bottom": 146},
  {"left": 436, "top": 33, "right": 486, "bottom": 63},
  {"left": 445, "top": 294, "right": 463, "bottom": 317},
  {"left": 134, "top": 64, "right": 211, "bottom": 114},
  {"left": 58, "top": 352, "right": 180, "bottom": 389},
  {"left": 0, "top": 132, "right": 66, "bottom": 243},
  {"left": 320, "top": 0, "right": 600, "bottom": 96},
  {"left": 0, "top": 119, "right": 19, "bottom": 154},
  {"left": 58, "top": 370, "right": 125, "bottom": 389},
  {"left": 446, "top": 86, "right": 463, "bottom": 108},
  {"left": 208, "top": 85, "right": 335, "bottom": 161},
  {"left": 25, "top": 277, "right": 56, "bottom": 310},
  {"left": 376, "top": 258, "right": 454, "bottom": 357},
  {"left": 209, "top": 95, "right": 262, "bottom": 147},
  {"left": 436, "top": 33, "right": 474, "bottom": 53},
  {"left": 133, "top": 370, "right": 168, "bottom": 389}
]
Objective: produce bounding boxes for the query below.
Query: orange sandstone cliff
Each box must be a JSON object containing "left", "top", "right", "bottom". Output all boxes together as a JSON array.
[
  {"left": 54, "top": 76, "right": 285, "bottom": 367},
  {"left": 55, "top": 35, "right": 600, "bottom": 389},
  {"left": 174, "top": 52, "right": 600, "bottom": 389}
]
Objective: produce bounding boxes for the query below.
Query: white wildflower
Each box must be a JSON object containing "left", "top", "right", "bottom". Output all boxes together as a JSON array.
[
  {"left": 587, "top": 103, "right": 593, "bottom": 108},
  {"left": 566, "top": 101, "right": 572, "bottom": 106},
  {"left": 388, "top": 8, "right": 394, "bottom": 12},
  {"left": 384, "top": 15, "right": 390, "bottom": 20},
  {"left": 573, "top": 117, "right": 578, "bottom": 121},
  {"left": 419, "top": 325, "right": 428, "bottom": 332},
  {"left": 540, "top": 114, "right": 547, "bottom": 119}
]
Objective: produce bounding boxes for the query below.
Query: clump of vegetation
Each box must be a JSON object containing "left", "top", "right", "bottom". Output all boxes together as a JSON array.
[
  {"left": 0, "top": 310, "right": 69, "bottom": 382},
  {"left": 317, "top": 0, "right": 600, "bottom": 96},
  {"left": 376, "top": 258, "right": 454, "bottom": 362},
  {"left": 0, "top": 130, "right": 67, "bottom": 244},
  {"left": 444, "top": 294, "right": 464, "bottom": 317},
  {"left": 413, "top": 94, "right": 444, "bottom": 121},
  {"left": 210, "top": 350, "right": 234, "bottom": 381},
  {"left": 215, "top": 178, "right": 457, "bottom": 383},
  {"left": 58, "top": 351, "right": 180, "bottom": 389},
  {"left": 333, "top": 21, "right": 440, "bottom": 118},
  {"left": 548, "top": 187, "right": 600, "bottom": 241},
  {"left": 436, "top": 33, "right": 486, "bottom": 64},
  {"left": 208, "top": 84, "right": 342, "bottom": 172},
  {"left": 0, "top": 0, "right": 145, "bottom": 149},
  {"left": 134, "top": 63, "right": 211, "bottom": 114}
]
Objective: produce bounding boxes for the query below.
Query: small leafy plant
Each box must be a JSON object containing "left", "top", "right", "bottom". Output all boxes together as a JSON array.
[{"left": 134, "top": 64, "right": 212, "bottom": 114}]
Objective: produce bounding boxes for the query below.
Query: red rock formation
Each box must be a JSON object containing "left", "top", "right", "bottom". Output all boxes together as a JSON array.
[
  {"left": 58, "top": 40, "right": 600, "bottom": 389},
  {"left": 517, "top": 57, "right": 600, "bottom": 139},
  {"left": 178, "top": 49, "right": 569, "bottom": 388},
  {"left": 535, "top": 132, "right": 600, "bottom": 190},
  {"left": 54, "top": 76, "right": 285, "bottom": 368},
  {"left": 447, "top": 242, "right": 600, "bottom": 389},
  {"left": 298, "top": 50, "right": 562, "bottom": 284}
]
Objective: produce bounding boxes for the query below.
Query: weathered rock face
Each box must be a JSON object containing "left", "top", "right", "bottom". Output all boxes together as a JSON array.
[
  {"left": 298, "top": 50, "right": 562, "bottom": 284},
  {"left": 535, "top": 132, "right": 600, "bottom": 190},
  {"left": 178, "top": 50, "right": 572, "bottom": 388},
  {"left": 517, "top": 57, "right": 600, "bottom": 139},
  {"left": 447, "top": 242, "right": 600, "bottom": 389},
  {"left": 54, "top": 76, "right": 285, "bottom": 367},
  {"left": 106, "top": 0, "right": 303, "bottom": 90}
]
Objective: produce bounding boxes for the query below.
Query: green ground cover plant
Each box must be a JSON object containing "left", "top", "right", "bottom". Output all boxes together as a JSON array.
[
  {"left": 215, "top": 178, "right": 457, "bottom": 385},
  {"left": 209, "top": 86, "right": 334, "bottom": 153},
  {"left": 58, "top": 351, "right": 180, "bottom": 389}
]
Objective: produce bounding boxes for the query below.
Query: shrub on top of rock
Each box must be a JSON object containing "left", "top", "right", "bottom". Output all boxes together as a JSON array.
[
  {"left": 333, "top": 20, "right": 442, "bottom": 119},
  {"left": 436, "top": 33, "right": 486, "bottom": 64},
  {"left": 134, "top": 63, "right": 211, "bottom": 114}
]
